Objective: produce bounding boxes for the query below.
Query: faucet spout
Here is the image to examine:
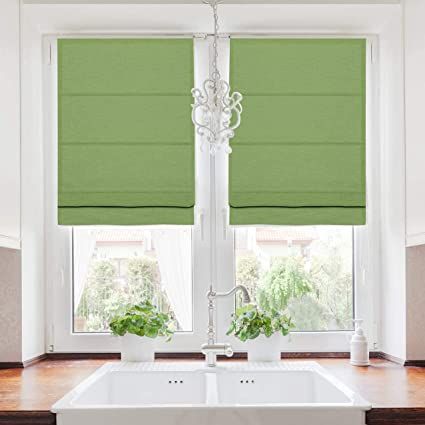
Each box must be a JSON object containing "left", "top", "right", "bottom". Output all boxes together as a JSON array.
[{"left": 208, "top": 284, "right": 251, "bottom": 303}]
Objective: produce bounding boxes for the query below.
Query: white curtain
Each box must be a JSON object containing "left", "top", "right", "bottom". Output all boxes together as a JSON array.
[
  {"left": 73, "top": 228, "right": 96, "bottom": 310},
  {"left": 152, "top": 228, "right": 192, "bottom": 330}
]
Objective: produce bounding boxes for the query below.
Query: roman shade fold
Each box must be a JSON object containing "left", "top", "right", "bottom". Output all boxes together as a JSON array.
[
  {"left": 229, "top": 39, "right": 366, "bottom": 225},
  {"left": 58, "top": 39, "right": 194, "bottom": 225}
]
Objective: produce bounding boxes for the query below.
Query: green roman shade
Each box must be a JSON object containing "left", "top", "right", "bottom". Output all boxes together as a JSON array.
[
  {"left": 229, "top": 39, "right": 366, "bottom": 225},
  {"left": 58, "top": 39, "right": 194, "bottom": 225}
]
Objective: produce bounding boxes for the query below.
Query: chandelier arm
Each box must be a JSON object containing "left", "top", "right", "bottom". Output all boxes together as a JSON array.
[
  {"left": 192, "top": 106, "right": 216, "bottom": 140},
  {"left": 192, "top": 92, "right": 218, "bottom": 143}
]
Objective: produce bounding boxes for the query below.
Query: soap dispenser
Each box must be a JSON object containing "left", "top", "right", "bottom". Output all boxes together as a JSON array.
[{"left": 350, "top": 319, "right": 370, "bottom": 366}]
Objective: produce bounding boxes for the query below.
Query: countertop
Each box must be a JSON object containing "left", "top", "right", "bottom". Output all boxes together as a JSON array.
[{"left": 0, "top": 357, "right": 424, "bottom": 424}]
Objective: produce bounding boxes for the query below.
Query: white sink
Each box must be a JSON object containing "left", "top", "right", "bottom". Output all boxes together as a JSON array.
[
  {"left": 70, "top": 370, "right": 206, "bottom": 406},
  {"left": 214, "top": 368, "right": 352, "bottom": 405},
  {"left": 52, "top": 361, "right": 371, "bottom": 425}
]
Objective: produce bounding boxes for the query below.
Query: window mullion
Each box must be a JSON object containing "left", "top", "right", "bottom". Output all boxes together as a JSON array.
[{"left": 214, "top": 37, "right": 236, "bottom": 343}]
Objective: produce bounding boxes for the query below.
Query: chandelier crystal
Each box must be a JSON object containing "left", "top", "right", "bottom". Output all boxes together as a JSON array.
[{"left": 191, "top": 0, "right": 243, "bottom": 155}]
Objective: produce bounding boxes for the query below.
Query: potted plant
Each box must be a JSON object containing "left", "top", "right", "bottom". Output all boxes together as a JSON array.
[
  {"left": 109, "top": 301, "right": 173, "bottom": 362},
  {"left": 227, "top": 304, "right": 294, "bottom": 362}
]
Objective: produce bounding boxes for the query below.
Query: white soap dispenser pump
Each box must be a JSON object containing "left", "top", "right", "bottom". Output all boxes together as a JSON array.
[{"left": 350, "top": 319, "right": 370, "bottom": 366}]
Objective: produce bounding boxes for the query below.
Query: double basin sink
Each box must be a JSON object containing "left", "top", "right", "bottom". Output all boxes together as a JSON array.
[{"left": 52, "top": 361, "right": 370, "bottom": 425}]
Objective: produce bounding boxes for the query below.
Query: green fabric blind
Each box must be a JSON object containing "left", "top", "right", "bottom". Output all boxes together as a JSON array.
[
  {"left": 58, "top": 39, "right": 194, "bottom": 225},
  {"left": 229, "top": 39, "right": 366, "bottom": 225}
]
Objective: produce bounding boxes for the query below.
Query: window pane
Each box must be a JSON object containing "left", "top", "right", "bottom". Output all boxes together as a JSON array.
[
  {"left": 73, "top": 227, "right": 193, "bottom": 333},
  {"left": 234, "top": 226, "right": 353, "bottom": 331}
]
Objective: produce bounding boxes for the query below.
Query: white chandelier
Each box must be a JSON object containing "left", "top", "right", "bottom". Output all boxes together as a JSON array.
[{"left": 191, "top": 0, "right": 243, "bottom": 155}]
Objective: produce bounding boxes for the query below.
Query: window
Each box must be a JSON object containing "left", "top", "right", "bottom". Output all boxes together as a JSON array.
[
  {"left": 234, "top": 226, "right": 354, "bottom": 331},
  {"left": 47, "top": 35, "right": 375, "bottom": 353},
  {"left": 73, "top": 227, "right": 193, "bottom": 333}
]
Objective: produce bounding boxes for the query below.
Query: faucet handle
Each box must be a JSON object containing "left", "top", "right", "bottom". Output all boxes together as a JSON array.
[
  {"left": 201, "top": 343, "right": 234, "bottom": 358},
  {"left": 223, "top": 343, "right": 233, "bottom": 357}
]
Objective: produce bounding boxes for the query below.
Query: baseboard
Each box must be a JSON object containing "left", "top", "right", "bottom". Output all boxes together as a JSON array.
[{"left": 0, "top": 354, "right": 47, "bottom": 369}]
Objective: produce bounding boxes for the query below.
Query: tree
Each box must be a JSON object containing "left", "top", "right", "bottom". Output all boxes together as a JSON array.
[
  {"left": 257, "top": 256, "right": 311, "bottom": 313},
  {"left": 75, "top": 256, "right": 174, "bottom": 332},
  {"left": 76, "top": 260, "right": 124, "bottom": 332},
  {"left": 310, "top": 249, "right": 353, "bottom": 329},
  {"left": 286, "top": 293, "right": 329, "bottom": 330},
  {"left": 126, "top": 256, "right": 176, "bottom": 328},
  {"left": 304, "top": 229, "right": 353, "bottom": 329},
  {"left": 235, "top": 256, "right": 260, "bottom": 308},
  {"left": 126, "top": 256, "right": 160, "bottom": 304},
  {"left": 233, "top": 229, "right": 353, "bottom": 332}
]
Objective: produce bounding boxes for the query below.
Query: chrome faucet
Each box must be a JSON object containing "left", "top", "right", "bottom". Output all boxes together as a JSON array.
[{"left": 201, "top": 285, "right": 251, "bottom": 367}]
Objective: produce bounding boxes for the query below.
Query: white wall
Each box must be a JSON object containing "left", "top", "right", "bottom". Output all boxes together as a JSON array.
[
  {"left": 378, "top": 6, "right": 406, "bottom": 360},
  {"left": 0, "top": 0, "right": 24, "bottom": 364},
  {"left": 0, "top": 0, "right": 45, "bottom": 363},
  {"left": 0, "top": 0, "right": 21, "bottom": 250},
  {"left": 20, "top": 6, "right": 46, "bottom": 362},
  {"left": 403, "top": 0, "right": 425, "bottom": 361},
  {"left": 404, "top": 0, "right": 425, "bottom": 247}
]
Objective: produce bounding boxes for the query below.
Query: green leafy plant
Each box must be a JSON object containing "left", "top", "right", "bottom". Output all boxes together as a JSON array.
[
  {"left": 109, "top": 301, "right": 173, "bottom": 341},
  {"left": 226, "top": 304, "right": 294, "bottom": 342}
]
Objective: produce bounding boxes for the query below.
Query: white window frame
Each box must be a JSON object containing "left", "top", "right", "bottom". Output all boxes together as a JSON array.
[
  {"left": 44, "top": 35, "right": 214, "bottom": 353},
  {"left": 213, "top": 35, "right": 379, "bottom": 352},
  {"left": 35, "top": 4, "right": 383, "bottom": 354}
]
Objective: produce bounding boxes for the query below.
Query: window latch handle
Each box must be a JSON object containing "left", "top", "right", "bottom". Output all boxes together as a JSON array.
[
  {"left": 198, "top": 208, "right": 206, "bottom": 241},
  {"left": 222, "top": 207, "right": 228, "bottom": 240}
]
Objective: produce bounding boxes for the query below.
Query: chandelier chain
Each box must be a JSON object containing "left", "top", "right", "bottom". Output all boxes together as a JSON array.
[{"left": 211, "top": 1, "right": 220, "bottom": 81}]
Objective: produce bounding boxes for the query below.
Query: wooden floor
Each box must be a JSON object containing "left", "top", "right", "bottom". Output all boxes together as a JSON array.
[{"left": 0, "top": 358, "right": 424, "bottom": 424}]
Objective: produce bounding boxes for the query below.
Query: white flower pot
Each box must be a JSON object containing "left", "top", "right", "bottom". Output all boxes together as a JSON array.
[
  {"left": 120, "top": 333, "right": 155, "bottom": 362},
  {"left": 246, "top": 333, "right": 284, "bottom": 362}
]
